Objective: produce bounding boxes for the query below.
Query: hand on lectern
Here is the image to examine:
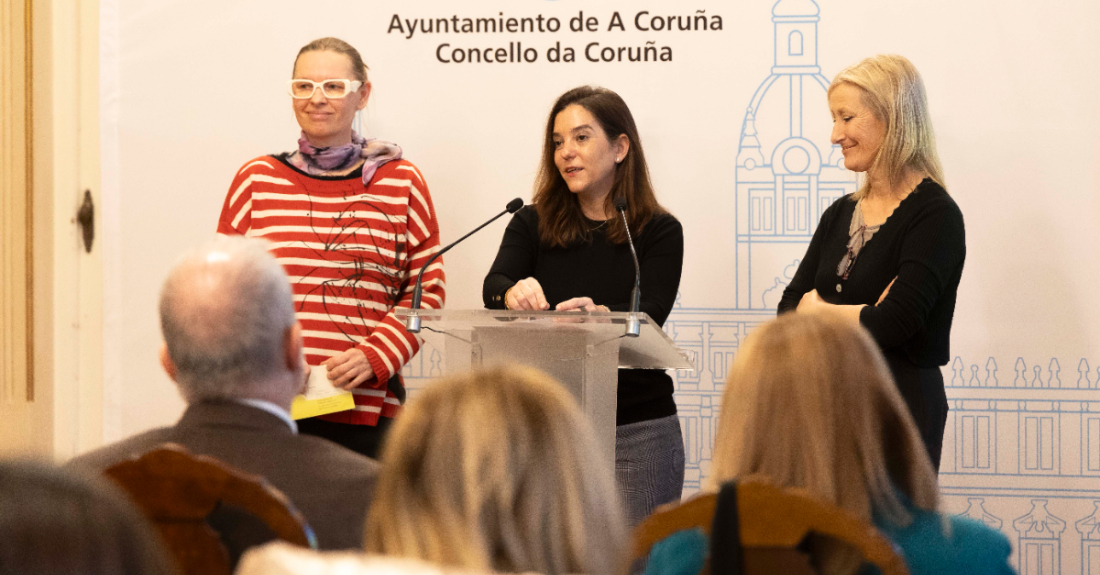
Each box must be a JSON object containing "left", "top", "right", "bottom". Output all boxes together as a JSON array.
[
  {"left": 505, "top": 277, "right": 550, "bottom": 311},
  {"left": 555, "top": 297, "right": 610, "bottom": 313}
]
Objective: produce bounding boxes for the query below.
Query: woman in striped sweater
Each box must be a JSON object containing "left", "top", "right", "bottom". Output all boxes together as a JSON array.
[{"left": 217, "top": 37, "right": 445, "bottom": 459}]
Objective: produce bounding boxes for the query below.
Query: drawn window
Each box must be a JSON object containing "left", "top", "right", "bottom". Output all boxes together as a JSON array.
[
  {"left": 1088, "top": 417, "right": 1100, "bottom": 471},
  {"left": 1086, "top": 542, "right": 1100, "bottom": 575},
  {"left": 960, "top": 415, "right": 992, "bottom": 469},
  {"left": 1020, "top": 540, "right": 1057, "bottom": 575},
  {"left": 788, "top": 31, "right": 804, "bottom": 56},
  {"left": 783, "top": 188, "right": 810, "bottom": 234},
  {"left": 1024, "top": 415, "right": 1056, "bottom": 471},
  {"left": 710, "top": 350, "right": 736, "bottom": 382},
  {"left": 784, "top": 197, "right": 808, "bottom": 232},
  {"left": 818, "top": 191, "right": 843, "bottom": 222},
  {"left": 750, "top": 192, "right": 773, "bottom": 233},
  {"left": 679, "top": 413, "right": 701, "bottom": 465}
]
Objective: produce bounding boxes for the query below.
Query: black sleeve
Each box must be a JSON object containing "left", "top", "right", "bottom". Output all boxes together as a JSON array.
[
  {"left": 483, "top": 207, "right": 539, "bottom": 309},
  {"left": 859, "top": 198, "right": 966, "bottom": 349},
  {"left": 606, "top": 215, "right": 684, "bottom": 326},
  {"left": 777, "top": 199, "right": 843, "bottom": 314}
]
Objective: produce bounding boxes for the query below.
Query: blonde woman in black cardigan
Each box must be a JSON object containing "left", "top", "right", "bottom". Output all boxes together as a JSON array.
[{"left": 778, "top": 54, "right": 965, "bottom": 470}]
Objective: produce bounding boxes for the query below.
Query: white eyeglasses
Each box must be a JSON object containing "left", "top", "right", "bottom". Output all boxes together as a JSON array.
[{"left": 288, "top": 79, "right": 363, "bottom": 99}]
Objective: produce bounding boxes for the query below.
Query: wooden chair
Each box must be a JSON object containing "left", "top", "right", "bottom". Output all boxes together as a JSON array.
[
  {"left": 634, "top": 481, "right": 910, "bottom": 575},
  {"left": 105, "top": 444, "right": 317, "bottom": 575}
]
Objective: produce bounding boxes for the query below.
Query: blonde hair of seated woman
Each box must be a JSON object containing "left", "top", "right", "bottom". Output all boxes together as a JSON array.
[
  {"left": 365, "top": 365, "right": 628, "bottom": 575},
  {"left": 709, "top": 312, "right": 940, "bottom": 574}
]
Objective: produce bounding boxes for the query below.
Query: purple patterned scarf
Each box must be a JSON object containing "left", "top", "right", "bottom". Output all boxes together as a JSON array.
[{"left": 290, "top": 130, "right": 403, "bottom": 184}]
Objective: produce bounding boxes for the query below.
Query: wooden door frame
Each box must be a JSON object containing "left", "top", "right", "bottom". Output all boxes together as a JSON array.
[{"left": 27, "top": 0, "right": 105, "bottom": 460}]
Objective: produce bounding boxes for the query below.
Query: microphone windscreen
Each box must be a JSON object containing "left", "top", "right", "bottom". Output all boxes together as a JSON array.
[
  {"left": 506, "top": 198, "right": 524, "bottom": 213},
  {"left": 614, "top": 197, "right": 628, "bottom": 211}
]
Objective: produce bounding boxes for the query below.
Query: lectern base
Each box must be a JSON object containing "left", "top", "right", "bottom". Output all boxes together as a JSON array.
[{"left": 442, "top": 324, "right": 620, "bottom": 463}]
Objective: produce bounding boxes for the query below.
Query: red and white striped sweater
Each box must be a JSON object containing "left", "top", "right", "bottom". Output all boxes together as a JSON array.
[{"left": 217, "top": 155, "right": 445, "bottom": 425}]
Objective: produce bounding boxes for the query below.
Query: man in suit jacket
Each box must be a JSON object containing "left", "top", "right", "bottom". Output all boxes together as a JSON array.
[{"left": 68, "top": 236, "right": 379, "bottom": 550}]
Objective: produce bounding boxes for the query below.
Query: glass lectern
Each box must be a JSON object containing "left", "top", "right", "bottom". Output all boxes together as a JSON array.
[{"left": 397, "top": 309, "right": 696, "bottom": 461}]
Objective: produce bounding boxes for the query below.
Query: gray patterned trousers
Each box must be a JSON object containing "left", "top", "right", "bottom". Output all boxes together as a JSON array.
[{"left": 615, "top": 414, "right": 686, "bottom": 527}]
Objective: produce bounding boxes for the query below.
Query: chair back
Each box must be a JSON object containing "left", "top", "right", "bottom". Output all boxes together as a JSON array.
[
  {"left": 105, "top": 444, "right": 317, "bottom": 575},
  {"left": 633, "top": 481, "right": 909, "bottom": 575}
]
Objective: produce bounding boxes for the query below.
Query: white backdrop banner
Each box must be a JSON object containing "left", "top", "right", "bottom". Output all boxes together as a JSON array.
[{"left": 102, "top": 1, "right": 1100, "bottom": 573}]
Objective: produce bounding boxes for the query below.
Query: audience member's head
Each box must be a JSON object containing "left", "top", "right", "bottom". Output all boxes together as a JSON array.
[
  {"left": 158, "top": 235, "right": 302, "bottom": 406},
  {"left": 711, "top": 313, "right": 939, "bottom": 525},
  {"left": 364, "top": 365, "right": 626, "bottom": 575},
  {"left": 0, "top": 460, "right": 177, "bottom": 575}
]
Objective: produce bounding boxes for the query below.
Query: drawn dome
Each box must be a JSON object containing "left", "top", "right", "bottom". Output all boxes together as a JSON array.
[
  {"left": 741, "top": 75, "right": 832, "bottom": 171},
  {"left": 736, "top": 0, "right": 832, "bottom": 169},
  {"left": 772, "top": 0, "right": 820, "bottom": 17}
]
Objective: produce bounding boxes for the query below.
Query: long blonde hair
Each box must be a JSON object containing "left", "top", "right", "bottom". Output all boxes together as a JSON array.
[
  {"left": 364, "top": 365, "right": 627, "bottom": 575},
  {"left": 710, "top": 313, "right": 939, "bottom": 526},
  {"left": 829, "top": 54, "right": 945, "bottom": 200}
]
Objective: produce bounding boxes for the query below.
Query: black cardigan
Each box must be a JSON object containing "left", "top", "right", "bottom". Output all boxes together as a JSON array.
[
  {"left": 483, "top": 206, "right": 684, "bottom": 425},
  {"left": 777, "top": 180, "right": 966, "bottom": 368}
]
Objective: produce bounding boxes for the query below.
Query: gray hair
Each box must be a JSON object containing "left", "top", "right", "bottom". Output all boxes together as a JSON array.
[{"left": 159, "top": 236, "right": 297, "bottom": 402}]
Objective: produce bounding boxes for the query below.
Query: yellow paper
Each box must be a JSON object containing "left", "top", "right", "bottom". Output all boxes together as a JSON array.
[
  {"left": 291, "top": 393, "right": 355, "bottom": 420},
  {"left": 291, "top": 366, "right": 355, "bottom": 420}
]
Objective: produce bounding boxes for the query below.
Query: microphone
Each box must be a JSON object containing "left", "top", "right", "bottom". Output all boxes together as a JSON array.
[
  {"left": 614, "top": 197, "right": 641, "bottom": 337},
  {"left": 405, "top": 198, "right": 524, "bottom": 333}
]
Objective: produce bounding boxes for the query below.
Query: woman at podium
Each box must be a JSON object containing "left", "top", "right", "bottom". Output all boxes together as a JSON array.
[
  {"left": 217, "top": 37, "right": 445, "bottom": 459},
  {"left": 778, "top": 55, "right": 965, "bottom": 471},
  {"left": 483, "top": 86, "right": 684, "bottom": 526}
]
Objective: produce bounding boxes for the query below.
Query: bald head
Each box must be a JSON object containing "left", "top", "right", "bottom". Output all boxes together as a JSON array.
[{"left": 159, "top": 236, "right": 299, "bottom": 403}]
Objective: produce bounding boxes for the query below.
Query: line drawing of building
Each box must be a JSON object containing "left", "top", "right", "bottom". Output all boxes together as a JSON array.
[
  {"left": 661, "top": 2, "right": 1100, "bottom": 574},
  {"left": 664, "top": 0, "right": 858, "bottom": 497},
  {"left": 732, "top": 0, "right": 854, "bottom": 312},
  {"left": 939, "top": 355, "right": 1100, "bottom": 575},
  {"left": 397, "top": 2, "right": 1100, "bottom": 573}
]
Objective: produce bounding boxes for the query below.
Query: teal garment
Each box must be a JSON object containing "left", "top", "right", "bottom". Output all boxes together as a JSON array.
[
  {"left": 642, "top": 507, "right": 1015, "bottom": 575},
  {"left": 644, "top": 528, "right": 707, "bottom": 575},
  {"left": 870, "top": 507, "right": 1016, "bottom": 575}
]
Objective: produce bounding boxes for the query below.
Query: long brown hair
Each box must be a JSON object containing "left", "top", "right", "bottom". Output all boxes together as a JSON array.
[{"left": 533, "top": 86, "right": 665, "bottom": 248}]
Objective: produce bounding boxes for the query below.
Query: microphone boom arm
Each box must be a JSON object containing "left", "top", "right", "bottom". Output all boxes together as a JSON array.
[
  {"left": 616, "top": 200, "right": 642, "bottom": 338},
  {"left": 406, "top": 198, "right": 523, "bottom": 333}
]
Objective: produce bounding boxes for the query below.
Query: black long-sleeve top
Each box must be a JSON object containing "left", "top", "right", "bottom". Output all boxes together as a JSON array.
[
  {"left": 777, "top": 180, "right": 966, "bottom": 368},
  {"left": 483, "top": 206, "right": 684, "bottom": 425}
]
